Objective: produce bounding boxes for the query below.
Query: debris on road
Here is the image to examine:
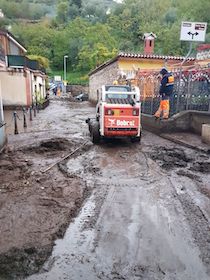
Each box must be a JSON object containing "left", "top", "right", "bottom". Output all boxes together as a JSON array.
[
  {"left": 0, "top": 98, "right": 210, "bottom": 280},
  {"left": 41, "top": 140, "right": 89, "bottom": 173}
]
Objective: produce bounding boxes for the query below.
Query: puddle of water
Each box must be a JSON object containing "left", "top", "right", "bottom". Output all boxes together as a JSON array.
[{"left": 27, "top": 195, "right": 98, "bottom": 280}]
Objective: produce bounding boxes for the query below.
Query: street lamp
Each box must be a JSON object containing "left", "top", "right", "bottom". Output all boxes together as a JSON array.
[{"left": 63, "top": 55, "right": 68, "bottom": 94}]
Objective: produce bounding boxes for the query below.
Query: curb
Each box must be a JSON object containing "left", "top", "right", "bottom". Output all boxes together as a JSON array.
[{"left": 160, "top": 133, "right": 210, "bottom": 154}]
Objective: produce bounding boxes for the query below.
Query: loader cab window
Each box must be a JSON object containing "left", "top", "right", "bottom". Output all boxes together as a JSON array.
[
  {"left": 105, "top": 86, "right": 131, "bottom": 92},
  {"left": 106, "top": 93, "right": 129, "bottom": 99},
  {"left": 105, "top": 93, "right": 135, "bottom": 104}
]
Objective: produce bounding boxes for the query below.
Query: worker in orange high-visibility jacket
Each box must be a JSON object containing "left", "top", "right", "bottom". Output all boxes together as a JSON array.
[{"left": 155, "top": 68, "right": 174, "bottom": 119}]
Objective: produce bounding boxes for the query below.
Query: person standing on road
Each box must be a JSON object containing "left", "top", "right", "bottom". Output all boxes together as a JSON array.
[{"left": 154, "top": 67, "right": 174, "bottom": 119}]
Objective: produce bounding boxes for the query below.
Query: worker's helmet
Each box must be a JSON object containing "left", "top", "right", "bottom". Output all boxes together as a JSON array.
[
  {"left": 160, "top": 67, "right": 168, "bottom": 75},
  {"left": 113, "top": 80, "right": 118, "bottom": 85}
]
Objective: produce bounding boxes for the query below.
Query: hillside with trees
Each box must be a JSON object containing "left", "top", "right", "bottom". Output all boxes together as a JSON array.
[{"left": 0, "top": 0, "right": 209, "bottom": 82}]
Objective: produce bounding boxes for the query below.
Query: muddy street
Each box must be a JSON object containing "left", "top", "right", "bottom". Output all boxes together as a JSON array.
[{"left": 0, "top": 98, "right": 210, "bottom": 280}]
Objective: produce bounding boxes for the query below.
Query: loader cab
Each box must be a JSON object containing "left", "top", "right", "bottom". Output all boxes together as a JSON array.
[
  {"left": 88, "top": 84, "right": 141, "bottom": 144},
  {"left": 101, "top": 85, "right": 140, "bottom": 103}
]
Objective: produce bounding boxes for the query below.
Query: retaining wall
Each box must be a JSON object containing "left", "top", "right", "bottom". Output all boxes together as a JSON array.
[{"left": 142, "top": 111, "right": 210, "bottom": 135}]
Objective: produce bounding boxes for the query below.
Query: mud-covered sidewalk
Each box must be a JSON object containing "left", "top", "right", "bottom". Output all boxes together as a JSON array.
[{"left": 0, "top": 98, "right": 210, "bottom": 280}]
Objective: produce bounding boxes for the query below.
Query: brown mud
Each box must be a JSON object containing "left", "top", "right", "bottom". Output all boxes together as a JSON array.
[
  {"left": 1, "top": 99, "right": 210, "bottom": 280},
  {"left": 0, "top": 137, "right": 91, "bottom": 279}
]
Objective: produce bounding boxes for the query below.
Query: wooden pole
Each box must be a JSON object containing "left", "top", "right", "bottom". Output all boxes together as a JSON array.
[{"left": 41, "top": 140, "right": 89, "bottom": 173}]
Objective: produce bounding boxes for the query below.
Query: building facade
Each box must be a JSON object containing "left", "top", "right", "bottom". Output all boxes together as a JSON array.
[
  {"left": 0, "top": 30, "right": 27, "bottom": 64},
  {"left": 196, "top": 44, "right": 210, "bottom": 68},
  {"left": 0, "top": 80, "right": 6, "bottom": 151},
  {"left": 0, "top": 30, "right": 46, "bottom": 107},
  {"left": 89, "top": 52, "right": 195, "bottom": 102}
]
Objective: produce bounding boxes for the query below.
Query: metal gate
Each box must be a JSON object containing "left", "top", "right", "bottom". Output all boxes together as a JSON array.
[{"left": 137, "top": 69, "right": 210, "bottom": 116}]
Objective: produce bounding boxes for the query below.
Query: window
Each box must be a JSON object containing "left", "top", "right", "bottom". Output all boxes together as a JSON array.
[
  {"left": 105, "top": 86, "right": 131, "bottom": 92},
  {"left": 106, "top": 93, "right": 129, "bottom": 99}
]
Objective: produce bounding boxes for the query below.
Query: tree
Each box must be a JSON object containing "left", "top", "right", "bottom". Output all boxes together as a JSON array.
[
  {"left": 77, "top": 23, "right": 117, "bottom": 71},
  {"left": 56, "top": 1, "right": 69, "bottom": 23},
  {"left": 12, "top": 21, "right": 54, "bottom": 59},
  {"left": 27, "top": 55, "right": 49, "bottom": 69},
  {"left": 71, "top": 0, "right": 82, "bottom": 9}
]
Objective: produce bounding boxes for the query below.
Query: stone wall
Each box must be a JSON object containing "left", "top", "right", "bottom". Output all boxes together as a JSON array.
[
  {"left": 89, "top": 61, "right": 119, "bottom": 102},
  {"left": 191, "top": 112, "right": 210, "bottom": 134}
]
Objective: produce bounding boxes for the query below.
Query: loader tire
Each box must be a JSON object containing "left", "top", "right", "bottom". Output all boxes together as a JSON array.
[
  {"left": 131, "top": 131, "right": 141, "bottom": 143},
  {"left": 91, "top": 122, "right": 100, "bottom": 144}
]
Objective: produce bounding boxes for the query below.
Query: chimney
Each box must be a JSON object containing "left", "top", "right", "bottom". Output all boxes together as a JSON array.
[{"left": 142, "top": 32, "right": 157, "bottom": 55}]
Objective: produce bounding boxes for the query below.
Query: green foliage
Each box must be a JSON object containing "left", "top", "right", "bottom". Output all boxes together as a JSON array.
[
  {"left": 56, "top": 1, "right": 70, "bottom": 23},
  {"left": 27, "top": 54, "right": 49, "bottom": 69},
  {"left": 49, "top": 69, "right": 88, "bottom": 85},
  {"left": 0, "top": 18, "right": 11, "bottom": 29},
  {"left": 12, "top": 21, "right": 54, "bottom": 58},
  {"left": 6, "top": 0, "right": 210, "bottom": 84},
  {"left": 0, "top": 0, "right": 50, "bottom": 20},
  {"left": 77, "top": 23, "right": 117, "bottom": 70}
]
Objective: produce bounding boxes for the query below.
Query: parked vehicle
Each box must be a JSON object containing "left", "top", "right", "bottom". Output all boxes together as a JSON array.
[
  {"left": 75, "top": 93, "right": 88, "bottom": 101},
  {"left": 86, "top": 84, "right": 141, "bottom": 144}
]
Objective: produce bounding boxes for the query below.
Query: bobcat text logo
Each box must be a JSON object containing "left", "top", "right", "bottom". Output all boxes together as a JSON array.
[
  {"left": 117, "top": 120, "right": 135, "bottom": 126},
  {"left": 108, "top": 119, "right": 135, "bottom": 126}
]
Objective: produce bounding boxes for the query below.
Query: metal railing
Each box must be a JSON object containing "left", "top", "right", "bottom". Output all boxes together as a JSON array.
[
  {"left": 7, "top": 55, "right": 46, "bottom": 73},
  {"left": 137, "top": 68, "right": 210, "bottom": 116}
]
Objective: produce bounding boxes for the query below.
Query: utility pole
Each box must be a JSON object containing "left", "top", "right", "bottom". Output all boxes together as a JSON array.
[{"left": 64, "top": 55, "right": 68, "bottom": 94}]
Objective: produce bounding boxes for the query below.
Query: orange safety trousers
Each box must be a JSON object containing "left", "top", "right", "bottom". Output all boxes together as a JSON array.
[{"left": 154, "top": 100, "right": 170, "bottom": 119}]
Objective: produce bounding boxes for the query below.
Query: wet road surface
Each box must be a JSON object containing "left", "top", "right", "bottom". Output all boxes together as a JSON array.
[
  {"left": 24, "top": 99, "right": 210, "bottom": 280},
  {"left": 1, "top": 98, "right": 210, "bottom": 280}
]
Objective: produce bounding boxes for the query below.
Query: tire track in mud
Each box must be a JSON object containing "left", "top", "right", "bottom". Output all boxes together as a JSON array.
[
  {"left": 2, "top": 128, "right": 210, "bottom": 279},
  {"left": 25, "top": 142, "right": 152, "bottom": 279},
  {"left": 148, "top": 145, "right": 210, "bottom": 276},
  {"left": 88, "top": 143, "right": 210, "bottom": 280},
  {"left": 91, "top": 143, "right": 209, "bottom": 280}
]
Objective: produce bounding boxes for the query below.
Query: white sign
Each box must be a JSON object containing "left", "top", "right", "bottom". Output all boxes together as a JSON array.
[
  {"left": 54, "top": 75, "right": 62, "bottom": 82},
  {"left": 180, "top": 21, "right": 207, "bottom": 42}
]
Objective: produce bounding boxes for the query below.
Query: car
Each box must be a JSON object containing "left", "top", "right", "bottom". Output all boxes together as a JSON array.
[{"left": 75, "top": 93, "right": 89, "bottom": 101}]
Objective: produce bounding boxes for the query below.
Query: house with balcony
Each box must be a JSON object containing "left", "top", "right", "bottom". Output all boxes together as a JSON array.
[{"left": 0, "top": 29, "right": 46, "bottom": 108}]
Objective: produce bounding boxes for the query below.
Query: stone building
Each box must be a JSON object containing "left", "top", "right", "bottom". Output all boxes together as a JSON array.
[
  {"left": 89, "top": 33, "right": 196, "bottom": 102},
  {"left": 89, "top": 52, "right": 195, "bottom": 102}
]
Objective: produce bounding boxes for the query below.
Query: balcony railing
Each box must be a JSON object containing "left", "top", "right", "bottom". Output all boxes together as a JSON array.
[{"left": 6, "top": 55, "right": 45, "bottom": 73}]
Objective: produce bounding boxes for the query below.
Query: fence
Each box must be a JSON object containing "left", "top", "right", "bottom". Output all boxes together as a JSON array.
[{"left": 136, "top": 68, "right": 210, "bottom": 117}]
